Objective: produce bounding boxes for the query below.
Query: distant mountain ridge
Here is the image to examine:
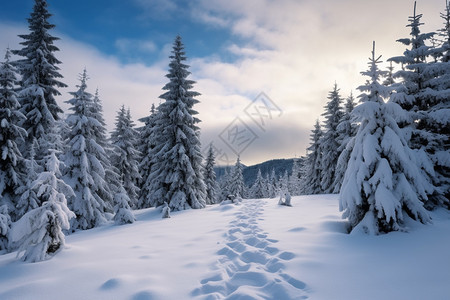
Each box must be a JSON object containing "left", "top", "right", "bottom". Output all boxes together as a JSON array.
[{"left": 215, "top": 158, "right": 300, "bottom": 186}]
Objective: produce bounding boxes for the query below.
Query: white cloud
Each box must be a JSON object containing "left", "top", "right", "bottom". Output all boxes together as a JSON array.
[
  {"left": 115, "top": 38, "right": 157, "bottom": 54},
  {"left": 190, "top": 8, "right": 230, "bottom": 28}
]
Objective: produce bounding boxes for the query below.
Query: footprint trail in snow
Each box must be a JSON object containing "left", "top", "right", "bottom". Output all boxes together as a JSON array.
[{"left": 192, "top": 199, "right": 309, "bottom": 299}]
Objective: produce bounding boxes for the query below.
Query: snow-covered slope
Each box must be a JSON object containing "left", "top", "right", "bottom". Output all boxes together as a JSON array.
[{"left": 0, "top": 195, "right": 449, "bottom": 300}]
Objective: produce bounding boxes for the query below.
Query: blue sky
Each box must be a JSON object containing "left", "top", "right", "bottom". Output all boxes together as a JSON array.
[
  {"left": 0, "top": 0, "right": 239, "bottom": 64},
  {"left": 0, "top": 0, "right": 445, "bottom": 165}
]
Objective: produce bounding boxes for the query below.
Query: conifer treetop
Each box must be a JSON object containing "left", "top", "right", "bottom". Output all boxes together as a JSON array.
[{"left": 14, "top": 0, "right": 66, "bottom": 96}]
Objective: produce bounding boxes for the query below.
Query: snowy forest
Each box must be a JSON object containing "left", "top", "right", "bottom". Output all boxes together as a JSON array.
[{"left": 0, "top": 0, "right": 449, "bottom": 268}]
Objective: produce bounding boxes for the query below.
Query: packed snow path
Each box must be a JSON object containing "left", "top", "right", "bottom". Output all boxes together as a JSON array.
[{"left": 192, "top": 199, "right": 309, "bottom": 299}]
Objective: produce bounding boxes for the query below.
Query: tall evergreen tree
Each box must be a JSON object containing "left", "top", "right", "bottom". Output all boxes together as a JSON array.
[
  {"left": 438, "top": 1, "right": 450, "bottom": 63},
  {"left": 388, "top": 2, "right": 445, "bottom": 207},
  {"left": 0, "top": 48, "right": 27, "bottom": 219},
  {"left": 138, "top": 104, "right": 158, "bottom": 208},
  {"left": 113, "top": 186, "right": 135, "bottom": 225},
  {"left": 422, "top": 1, "right": 450, "bottom": 206},
  {"left": 388, "top": 2, "right": 435, "bottom": 130},
  {"left": 12, "top": 0, "right": 66, "bottom": 160},
  {"left": 249, "top": 169, "right": 267, "bottom": 199},
  {"left": 90, "top": 89, "right": 111, "bottom": 153},
  {"left": 229, "top": 156, "right": 246, "bottom": 198},
  {"left": 320, "top": 83, "right": 343, "bottom": 193},
  {"left": 340, "top": 42, "right": 431, "bottom": 234},
  {"left": 267, "top": 169, "right": 278, "bottom": 198},
  {"left": 147, "top": 35, "right": 206, "bottom": 211},
  {"left": 63, "top": 70, "right": 111, "bottom": 230},
  {"left": 333, "top": 93, "right": 357, "bottom": 193},
  {"left": 11, "top": 150, "right": 74, "bottom": 262},
  {"left": 218, "top": 167, "right": 232, "bottom": 202},
  {"left": 110, "top": 106, "right": 141, "bottom": 208},
  {"left": 204, "top": 145, "right": 219, "bottom": 204},
  {"left": 89, "top": 91, "right": 129, "bottom": 220},
  {"left": 300, "top": 120, "right": 323, "bottom": 195},
  {"left": 289, "top": 158, "right": 302, "bottom": 196},
  {"left": 279, "top": 170, "right": 290, "bottom": 197},
  {"left": 90, "top": 90, "right": 116, "bottom": 213}
]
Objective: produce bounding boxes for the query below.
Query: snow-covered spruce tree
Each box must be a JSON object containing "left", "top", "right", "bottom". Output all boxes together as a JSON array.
[
  {"left": 0, "top": 205, "right": 11, "bottom": 252},
  {"left": 229, "top": 156, "right": 246, "bottom": 199},
  {"left": 64, "top": 70, "right": 111, "bottom": 231},
  {"left": 110, "top": 106, "right": 141, "bottom": 208},
  {"left": 388, "top": 2, "right": 444, "bottom": 208},
  {"left": 278, "top": 169, "right": 292, "bottom": 206},
  {"left": 261, "top": 173, "right": 269, "bottom": 198},
  {"left": 138, "top": 103, "right": 158, "bottom": 208},
  {"left": 383, "top": 61, "right": 396, "bottom": 87},
  {"left": 265, "top": 173, "right": 272, "bottom": 198},
  {"left": 55, "top": 119, "right": 71, "bottom": 154},
  {"left": 249, "top": 169, "right": 267, "bottom": 199},
  {"left": 147, "top": 35, "right": 206, "bottom": 211},
  {"left": 0, "top": 48, "right": 27, "bottom": 220},
  {"left": 113, "top": 185, "right": 135, "bottom": 225},
  {"left": 204, "top": 144, "right": 219, "bottom": 204},
  {"left": 13, "top": 0, "right": 66, "bottom": 161},
  {"left": 267, "top": 169, "right": 278, "bottom": 198},
  {"left": 15, "top": 139, "right": 40, "bottom": 221},
  {"left": 297, "top": 155, "right": 308, "bottom": 194},
  {"left": 388, "top": 1, "right": 435, "bottom": 113},
  {"left": 340, "top": 42, "right": 431, "bottom": 234},
  {"left": 218, "top": 167, "right": 231, "bottom": 202},
  {"left": 420, "top": 1, "right": 450, "bottom": 206},
  {"left": 279, "top": 170, "right": 289, "bottom": 195},
  {"left": 289, "top": 158, "right": 302, "bottom": 196},
  {"left": 11, "top": 150, "right": 74, "bottom": 262},
  {"left": 90, "top": 89, "right": 116, "bottom": 213},
  {"left": 92, "top": 89, "right": 109, "bottom": 147},
  {"left": 320, "top": 83, "right": 343, "bottom": 193},
  {"left": 300, "top": 120, "right": 323, "bottom": 195},
  {"left": 333, "top": 93, "right": 358, "bottom": 193},
  {"left": 438, "top": 1, "right": 450, "bottom": 63}
]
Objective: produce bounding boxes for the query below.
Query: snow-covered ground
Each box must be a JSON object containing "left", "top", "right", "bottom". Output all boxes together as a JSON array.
[{"left": 0, "top": 195, "right": 449, "bottom": 300}]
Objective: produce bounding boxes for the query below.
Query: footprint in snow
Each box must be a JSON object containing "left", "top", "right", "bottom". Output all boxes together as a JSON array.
[{"left": 193, "top": 199, "right": 309, "bottom": 299}]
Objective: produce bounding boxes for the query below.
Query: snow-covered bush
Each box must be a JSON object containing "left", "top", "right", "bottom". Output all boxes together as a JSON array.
[
  {"left": 162, "top": 203, "right": 171, "bottom": 219},
  {"left": 11, "top": 151, "right": 75, "bottom": 262},
  {"left": 0, "top": 205, "right": 11, "bottom": 252},
  {"left": 113, "top": 186, "right": 135, "bottom": 225},
  {"left": 278, "top": 191, "right": 292, "bottom": 207}
]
